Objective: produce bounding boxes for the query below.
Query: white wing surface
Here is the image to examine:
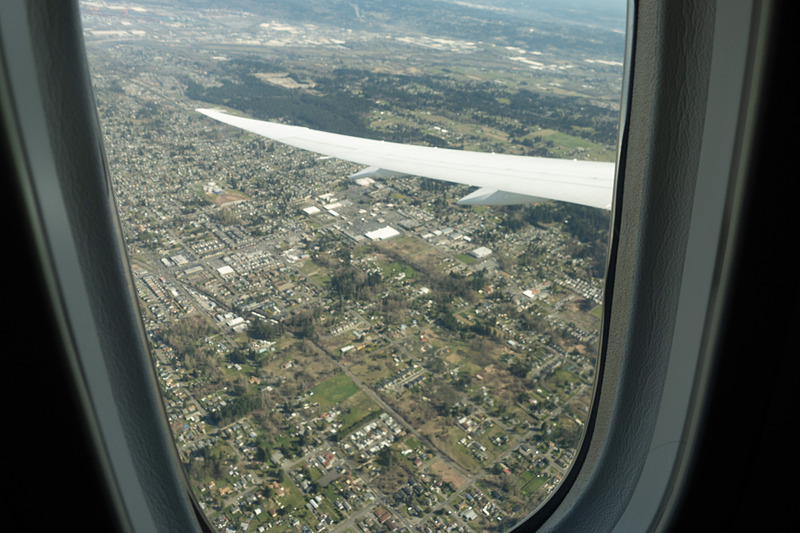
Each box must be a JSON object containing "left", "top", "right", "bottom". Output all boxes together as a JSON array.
[{"left": 197, "top": 108, "right": 614, "bottom": 210}]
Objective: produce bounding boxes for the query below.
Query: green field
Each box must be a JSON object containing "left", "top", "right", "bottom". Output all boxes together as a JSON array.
[
  {"left": 381, "top": 260, "right": 419, "bottom": 279},
  {"left": 310, "top": 372, "right": 359, "bottom": 409},
  {"left": 338, "top": 391, "right": 382, "bottom": 433},
  {"left": 456, "top": 253, "right": 476, "bottom": 265},
  {"left": 520, "top": 472, "right": 548, "bottom": 495}
]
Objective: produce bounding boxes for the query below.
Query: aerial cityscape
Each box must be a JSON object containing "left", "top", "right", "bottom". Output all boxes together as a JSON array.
[{"left": 79, "top": 1, "right": 624, "bottom": 532}]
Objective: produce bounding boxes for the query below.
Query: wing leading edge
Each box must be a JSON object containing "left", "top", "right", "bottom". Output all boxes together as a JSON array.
[{"left": 197, "top": 108, "right": 614, "bottom": 210}]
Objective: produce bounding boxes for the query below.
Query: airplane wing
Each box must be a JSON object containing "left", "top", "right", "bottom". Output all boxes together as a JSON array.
[{"left": 197, "top": 108, "right": 614, "bottom": 210}]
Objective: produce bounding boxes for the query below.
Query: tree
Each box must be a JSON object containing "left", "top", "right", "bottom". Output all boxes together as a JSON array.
[
  {"left": 249, "top": 318, "right": 282, "bottom": 341},
  {"left": 376, "top": 447, "right": 394, "bottom": 468}
]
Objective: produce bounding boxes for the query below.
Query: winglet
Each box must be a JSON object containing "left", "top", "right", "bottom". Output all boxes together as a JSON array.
[
  {"left": 348, "top": 166, "right": 407, "bottom": 180},
  {"left": 457, "top": 187, "right": 547, "bottom": 206}
]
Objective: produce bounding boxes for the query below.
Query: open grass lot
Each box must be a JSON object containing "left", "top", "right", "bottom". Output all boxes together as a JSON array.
[
  {"left": 384, "top": 387, "right": 438, "bottom": 429},
  {"left": 209, "top": 189, "right": 248, "bottom": 207},
  {"left": 296, "top": 258, "right": 331, "bottom": 282},
  {"left": 520, "top": 470, "right": 549, "bottom": 496},
  {"left": 476, "top": 423, "right": 512, "bottom": 458},
  {"left": 310, "top": 373, "right": 360, "bottom": 410},
  {"left": 338, "top": 391, "right": 382, "bottom": 434},
  {"left": 260, "top": 340, "right": 340, "bottom": 396},
  {"left": 376, "top": 235, "right": 448, "bottom": 273},
  {"left": 380, "top": 260, "right": 419, "bottom": 280},
  {"left": 532, "top": 129, "right": 616, "bottom": 161},
  {"left": 428, "top": 458, "right": 468, "bottom": 490},
  {"left": 422, "top": 423, "right": 482, "bottom": 474},
  {"left": 404, "top": 435, "right": 424, "bottom": 452},
  {"left": 347, "top": 359, "right": 394, "bottom": 388},
  {"left": 456, "top": 253, "right": 476, "bottom": 265},
  {"left": 559, "top": 297, "right": 603, "bottom": 332}
]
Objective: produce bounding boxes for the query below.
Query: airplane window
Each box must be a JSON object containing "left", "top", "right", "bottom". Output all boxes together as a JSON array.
[{"left": 80, "top": 0, "right": 625, "bottom": 530}]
